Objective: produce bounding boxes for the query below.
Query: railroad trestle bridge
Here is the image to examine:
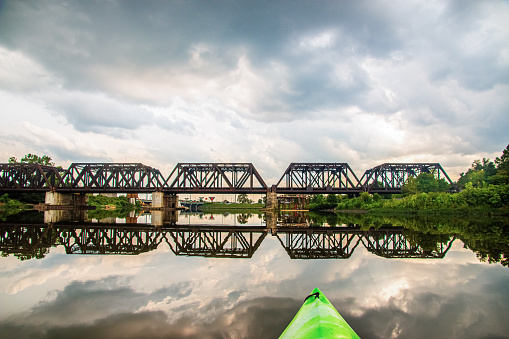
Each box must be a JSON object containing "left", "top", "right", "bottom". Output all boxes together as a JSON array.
[{"left": 0, "top": 162, "right": 454, "bottom": 208}]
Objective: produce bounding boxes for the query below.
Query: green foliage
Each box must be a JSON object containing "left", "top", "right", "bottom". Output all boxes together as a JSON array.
[
  {"left": 492, "top": 144, "right": 509, "bottom": 184},
  {"left": 326, "top": 194, "right": 338, "bottom": 204},
  {"left": 381, "top": 184, "right": 509, "bottom": 210},
  {"left": 402, "top": 176, "right": 417, "bottom": 195},
  {"left": 88, "top": 195, "right": 135, "bottom": 210},
  {"left": 0, "top": 194, "right": 26, "bottom": 209},
  {"left": 402, "top": 173, "right": 451, "bottom": 195},
  {"left": 307, "top": 194, "right": 337, "bottom": 210},
  {"left": 237, "top": 194, "right": 253, "bottom": 204},
  {"left": 458, "top": 157, "right": 499, "bottom": 188},
  {"left": 9, "top": 153, "right": 55, "bottom": 166}
]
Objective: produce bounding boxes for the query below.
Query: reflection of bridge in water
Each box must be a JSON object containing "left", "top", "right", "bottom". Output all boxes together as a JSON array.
[{"left": 0, "top": 223, "right": 455, "bottom": 260}]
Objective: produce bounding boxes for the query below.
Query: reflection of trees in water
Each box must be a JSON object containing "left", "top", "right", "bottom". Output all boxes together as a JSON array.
[
  {"left": 458, "top": 220, "right": 509, "bottom": 267},
  {"left": 404, "top": 231, "right": 454, "bottom": 254},
  {"left": 237, "top": 213, "right": 252, "bottom": 224}
]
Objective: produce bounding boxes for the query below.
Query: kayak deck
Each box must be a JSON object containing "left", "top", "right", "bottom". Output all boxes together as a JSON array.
[{"left": 279, "top": 288, "right": 361, "bottom": 339}]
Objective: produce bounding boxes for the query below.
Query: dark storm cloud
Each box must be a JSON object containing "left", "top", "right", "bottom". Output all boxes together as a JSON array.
[
  {"left": 0, "top": 0, "right": 407, "bottom": 116},
  {"left": 0, "top": 0, "right": 507, "bottom": 167}
]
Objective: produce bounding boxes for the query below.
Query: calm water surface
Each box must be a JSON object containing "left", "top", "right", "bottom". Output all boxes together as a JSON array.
[{"left": 0, "top": 210, "right": 508, "bottom": 339}]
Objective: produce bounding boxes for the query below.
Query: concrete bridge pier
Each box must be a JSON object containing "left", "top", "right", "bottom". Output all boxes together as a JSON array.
[
  {"left": 265, "top": 186, "right": 278, "bottom": 210},
  {"left": 152, "top": 192, "right": 178, "bottom": 209},
  {"left": 45, "top": 191, "right": 89, "bottom": 206}
]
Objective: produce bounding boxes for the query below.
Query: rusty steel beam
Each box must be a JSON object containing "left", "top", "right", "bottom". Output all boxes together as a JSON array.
[
  {"left": 275, "top": 163, "right": 362, "bottom": 194},
  {"left": 360, "top": 163, "right": 454, "bottom": 193},
  {"left": 165, "top": 163, "right": 268, "bottom": 194}
]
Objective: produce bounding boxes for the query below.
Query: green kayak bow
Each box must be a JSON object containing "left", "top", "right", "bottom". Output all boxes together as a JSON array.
[{"left": 279, "top": 288, "right": 361, "bottom": 339}]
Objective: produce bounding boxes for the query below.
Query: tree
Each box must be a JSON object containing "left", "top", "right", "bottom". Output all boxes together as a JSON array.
[
  {"left": 9, "top": 153, "right": 55, "bottom": 166},
  {"left": 326, "top": 194, "right": 338, "bottom": 205},
  {"left": 402, "top": 176, "right": 418, "bottom": 195},
  {"left": 458, "top": 158, "right": 497, "bottom": 188},
  {"left": 402, "top": 173, "right": 450, "bottom": 194},
  {"left": 492, "top": 144, "right": 509, "bottom": 184},
  {"left": 416, "top": 173, "right": 439, "bottom": 193},
  {"left": 237, "top": 194, "right": 252, "bottom": 204}
]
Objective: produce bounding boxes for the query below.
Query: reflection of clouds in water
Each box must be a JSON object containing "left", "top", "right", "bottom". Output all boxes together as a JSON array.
[
  {"left": 0, "top": 237, "right": 508, "bottom": 338},
  {"left": 1, "top": 280, "right": 509, "bottom": 339}
]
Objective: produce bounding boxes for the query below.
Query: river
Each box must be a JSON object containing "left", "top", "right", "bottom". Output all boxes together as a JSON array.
[{"left": 0, "top": 210, "right": 508, "bottom": 338}]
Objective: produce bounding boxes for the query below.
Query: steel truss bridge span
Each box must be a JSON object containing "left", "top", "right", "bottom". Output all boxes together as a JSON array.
[
  {"left": 360, "top": 163, "right": 454, "bottom": 193},
  {"left": 0, "top": 162, "right": 454, "bottom": 194}
]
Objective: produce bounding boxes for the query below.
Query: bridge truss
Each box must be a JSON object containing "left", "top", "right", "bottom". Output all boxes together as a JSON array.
[
  {"left": 360, "top": 163, "right": 454, "bottom": 193},
  {"left": 275, "top": 163, "right": 362, "bottom": 194},
  {"left": 165, "top": 163, "right": 268, "bottom": 194},
  {"left": 0, "top": 163, "right": 66, "bottom": 191},
  {"left": 61, "top": 163, "right": 166, "bottom": 193}
]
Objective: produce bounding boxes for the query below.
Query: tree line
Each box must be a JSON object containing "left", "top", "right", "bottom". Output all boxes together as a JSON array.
[{"left": 308, "top": 144, "right": 509, "bottom": 212}]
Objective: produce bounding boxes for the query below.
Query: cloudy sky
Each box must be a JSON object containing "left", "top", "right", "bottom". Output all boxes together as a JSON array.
[{"left": 1, "top": 0, "right": 508, "bottom": 183}]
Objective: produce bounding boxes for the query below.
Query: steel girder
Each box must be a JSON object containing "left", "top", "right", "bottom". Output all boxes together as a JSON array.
[
  {"left": 275, "top": 163, "right": 362, "bottom": 194},
  {"left": 360, "top": 163, "right": 453, "bottom": 193},
  {"left": 61, "top": 163, "right": 166, "bottom": 193},
  {"left": 0, "top": 163, "right": 65, "bottom": 191},
  {"left": 165, "top": 163, "right": 268, "bottom": 194}
]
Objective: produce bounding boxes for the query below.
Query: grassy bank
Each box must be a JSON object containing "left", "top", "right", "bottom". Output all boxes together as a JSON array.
[{"left": 307, "top": 184, "right": 509, "bottom": 215}]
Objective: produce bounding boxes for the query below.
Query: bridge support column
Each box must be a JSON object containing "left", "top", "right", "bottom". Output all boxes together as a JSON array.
[
  {"left": 45, "top": 192, "right": 89, "bottom": 207},
  {"left": 265, "top": 187, "right": 278, "bottom": 210},
  {"left": 152, "top": 192, "right": 178, "bottom": 209}
]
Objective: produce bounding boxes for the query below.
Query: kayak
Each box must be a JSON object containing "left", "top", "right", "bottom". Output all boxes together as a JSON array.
[{"left": 279, "top": 287, "right": 361, "bottom": 339}]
